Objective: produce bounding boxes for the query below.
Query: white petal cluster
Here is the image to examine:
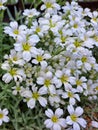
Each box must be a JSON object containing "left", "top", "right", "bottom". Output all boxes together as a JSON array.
[
  {"left": 0, "top": 0, "right": 7, "bottom": 10},
  {"left": 23, "top": 8, "right": 40, "bottom": 18},
  {"left": 4, "top": 21, "right": 27, "bottom": 39},
  {"left": 44, "top": 108, "right": 66, "bottom": 130},
  {"left": 66, "top": 105, "right": 87, "bottom": 130},
  {"left": 2, "top": 1, "right": 98, "bottom": 129},
  {"left": 41, "top": 0, "right": 60, "bottom": 14},
  {"left": 0, "top": 108, "right": 9, "bottom": 125},
  {"left": 91, "top": 120, "right": 98, "bottom": 128}
]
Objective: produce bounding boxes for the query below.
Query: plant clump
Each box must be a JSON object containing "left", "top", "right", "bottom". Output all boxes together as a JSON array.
[{"left": 1, "top": 0, "right": 98, "bottom": 130}]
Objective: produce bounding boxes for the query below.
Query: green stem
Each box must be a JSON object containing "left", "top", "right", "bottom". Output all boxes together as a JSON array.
[{"left": 0, "top": 10, "right": 4, "bottom": 23}]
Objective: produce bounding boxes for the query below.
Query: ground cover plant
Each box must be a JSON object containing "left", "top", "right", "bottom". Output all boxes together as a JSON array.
[{"left": 0, "top": 0, "right": 98, "bottom": 130}]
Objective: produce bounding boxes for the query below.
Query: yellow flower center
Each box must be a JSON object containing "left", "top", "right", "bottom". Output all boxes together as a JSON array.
[
  {"left": 92, "top": 18, "right": 97, "bottom": 22},
  {"left": 76, "top": 80, "right": 82, "bottom": 86},
  {"left": 81, "top": 56, "right": 87, "bottom": 62},
  {"left": 49, "top": 20, "right": 56, "bottom": 28},
  {"left": 23, "top": 43, "right": 31, "bottom": 51},
  {"left": 73, "top": 24, "right": 78, "bottom": 28},
  {"left": 26, "top": 98, "right": 30, "bottom": 102},
  {"left": 9, "top": 68, "right": 17, "bottom": 76},
  {"left": 13, "top": 56, "right": 18, "bottom": 61},
  {"left": 95, "top": 86, "right": 98, "bottom": 91},
  {"left": 28, "top": 13, "right": 33, "bottom": 18},
  {"left": 0, "top": 113, "right": 4, "bottom": 119},
  {"left": 60, "top": 75, "right": 68, "bottom": 83},
  {"left": 61, "top": 36, "right": 66, "bottom": 43},
  {"left": 51, "top": 115, "right": 58, "bottom": 123},
  {"left": 46, "top": 2, "right": 53, "bottom": 8},
  {"left": 28, "top": 79, "right": 33, "bottom": 83},
  {"left": 32, "top": 92, "right": 39, "bottom": 99},
  {"left": 74, "top": 40, "right": 82, "bottom": 47},
  {"left": 71, "top": 114, "right": 77, "bottom": 122},
  {"left": 44, "top": 79, "right": 51, "bottom": 87},
  {"left": 59, "top": 30, "right": 63, "bottom": 35},
  {"left": 13, "top": 29, "right": 19, "bottom": 35},
  {"left": 16, "top": 86, "right": 21, "bottom": 91},
  {"left": 36, "top": 55, "right": 43, "bottom": 62},
  {"left": 36, "top": 27, "right": 41, "bottom": 33},
  {"left": 0, "top": 3, "right": 3, "bottom": 7},
  {"left": 94, "top": 36, "right": 98, "bottom": 42},
  {"left": 66, "top": 57, "right": 71, "bottom": 62},
  {"left": 68, "top": 92, "right": 73, "bottom": 97}
]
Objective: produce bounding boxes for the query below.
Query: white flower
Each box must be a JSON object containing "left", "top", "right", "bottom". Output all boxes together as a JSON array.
[
  {"left": 32, "top": 48, "right": 51, "bottom": 67},
  {"left": 69, "top": 15, "right": 85, "bottom": 34},
  {"left": 52, "top": 53, "right": 66, "bottom": 69},
  {"left": 14, "top": 34, "right": 40, "bottom": 61},
  {"left": 44, "top": 108, "right": 67, "bottom": 130},
  {"left": 76, "top": 48, "right": 96, "bottom": 72},
  {"left": 5, "top": 49, "right": 25, "bottom": 66},
  {"left": 0, "top": 108, "right": 9, "bottom": 125},
  {"left": 39, "top": 14, "right": 65, "bottom": 34},
  {"left": 75, "top": 76, "right": 87, "bottom": 93},
  {"left": 23, "top": 8, "right": 40, "bottom": 18},
  {"left": 26, "top": 78, "right": 33, "bottom": 87},
  {"left": 20, "top": 87, "right": 31, "bottom": 97},
  {"left": 24, "top": 63, "right": 34, "bottom": 78},
  {"left": 66, "top": 105, "right": 87, "bottom": 130},
  {"left": 37, "top": 71, "right": 56, "bottom": 94},
  {"left": 31, "top": 21, "right": 45, "bottom": 37},
  {"left": 84, "top": 79, "right": 93, "bottom": 96},
  {"left": 62, "top": 84, "right": 80, "bottom": 105},
  {"left": 26, "top": 85, "right": 47, "bottom": 109},
  {"left": 4, "top": 21, "right": 27, "bottom": 39},
  {"left": 2, "top": 63, "right": 26, "bottom": 83},
  {"left": 49, "top": 91, "right": 61, "bottom": 107},
  {"left": 54, "top": 29, "right": 72, "bottom": 47},
  {"left": 91, "top": 121, "right": 98, "bottom": 128},
  {"left": 0, "top": 0, "right": 7, "bottom": 10},
  {"left": 41, "top": 0, "right": 60, "bottom": 14},
  {"left": 53, "top": 69, "right": 75, "bottom": 88},
  {"left": 81, "top": 8, "right": 91, "bottom": 17},
  {"left": 90, "top": 11, "right": 98, "bottom": 26},
  {"left": 62, "top": 1, "right": 78, "bottom": 13},
  {"left": 12, "top": 82, "right": 23, "bottom": 95},
  {"left": 79, "top": 30, "right": 94, "bottom": 49}
]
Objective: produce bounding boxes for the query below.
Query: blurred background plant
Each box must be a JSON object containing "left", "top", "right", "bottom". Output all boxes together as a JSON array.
[
  {"left": 6, "top": 0, "right": 98, "bottom": 4},
  {"left": 6, "top": 0, "right": 70, "bottom": 5},
  {"left": 78, "top": 0, "right": 98, "bottom": 1}
]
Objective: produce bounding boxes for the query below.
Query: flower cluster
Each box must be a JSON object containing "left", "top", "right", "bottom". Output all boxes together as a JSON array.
[{"left": 1, "top": 0, "right": 98, "bottom": 129}]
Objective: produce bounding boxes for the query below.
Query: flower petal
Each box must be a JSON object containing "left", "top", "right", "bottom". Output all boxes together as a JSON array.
[
  {"left": 73, "top": 122, "right": 80, "bottom": 130},
  {"left": 67, "top": 105, "right": 74, "bottom": 115},
  {"left": 55, "top": 108, "right": 63, "bottom": 117},
  {"left": 53, "top": 123, "right": 61, "bottom": 130},
  {"left": 59, "top": 118, "right": 67, "bottom": 128},
  {"left": 23, "top": 51, "right": 31, "bottom": 61},
  {"left": 44, "top": 119, "right": 53, "bottom": 128},
  {"left": 38, "top": 97, "right": 47, "bottom": 107},
  {"left": 3, "top": 109, "right": 8, "bottom": 115},
  {"left": 75, "top": 107, "right": 83, "bottom": 117},
  {"left": 27, "top": 98, "right": 35, "bottom": 109},
  {"left": 3, "top": 116, "right": 9, "bottom": 122},
  {"left": 45, "top": 109, "right": 54, "bottom": 118},
  {"left": 91, "top": 121, "right": 98, "bottom": 128},
  {"left": 77, "top": 118, "right": 87, "bottom": 128}
]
